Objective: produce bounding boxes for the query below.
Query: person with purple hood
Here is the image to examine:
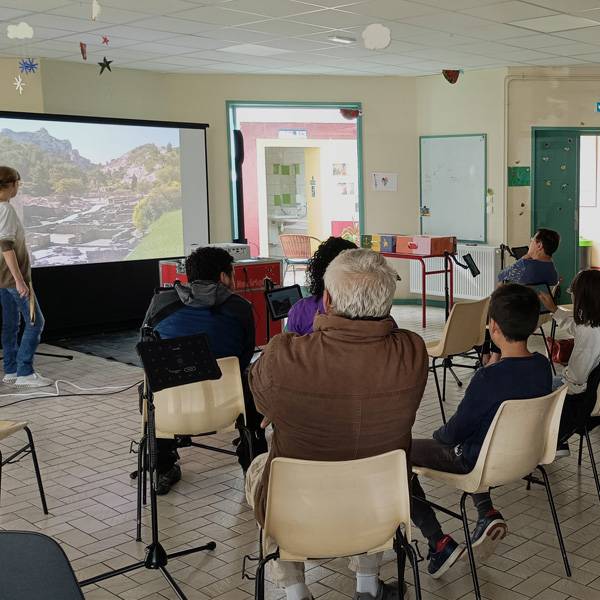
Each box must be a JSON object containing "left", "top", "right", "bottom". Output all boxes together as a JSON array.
[{"left": 286, "top": 236, "right": 357, "bottom": 335}]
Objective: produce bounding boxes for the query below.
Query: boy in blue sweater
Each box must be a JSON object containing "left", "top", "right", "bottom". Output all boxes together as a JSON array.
[{"left": 412, "top": 284, "right": 552, "bottom": 578}]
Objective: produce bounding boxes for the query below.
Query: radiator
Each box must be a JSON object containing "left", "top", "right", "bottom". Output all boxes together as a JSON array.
[{"left": 409, "top": 245, "right": 500, "bottom": 300}]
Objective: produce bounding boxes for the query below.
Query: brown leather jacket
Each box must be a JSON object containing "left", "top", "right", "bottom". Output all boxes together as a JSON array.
[{"left": 248, "top": 313, "right": 428, "bottom": 525}]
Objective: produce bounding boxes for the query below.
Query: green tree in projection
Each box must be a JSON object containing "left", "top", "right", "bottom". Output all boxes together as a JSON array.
[
  {"left": 132, "top": 146, "right": 181, "bottom": 232},
  {"left": 131, "top": 174, "right": 138, "bottom": 190},
  {"left": 54, "top": 178, "right": 86, "bottom": 195},
  {"left": 28, "top": 161, "right": 52, "bottom": 196}
]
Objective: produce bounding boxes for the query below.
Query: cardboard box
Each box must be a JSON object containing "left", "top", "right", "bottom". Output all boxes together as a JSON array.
[
  {"left": 395, "top": 235, "right": 456, "bottom": 256},
  {"left": 379, "top": 234, "right": 396, "bottom": 253}
]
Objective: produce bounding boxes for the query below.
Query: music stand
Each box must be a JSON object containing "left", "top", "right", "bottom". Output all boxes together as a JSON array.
[{"left": 80, "top": 333, "right": 221, "bottom": 600}]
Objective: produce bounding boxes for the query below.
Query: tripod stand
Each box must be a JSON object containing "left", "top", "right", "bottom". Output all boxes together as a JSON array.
[{"left": 80, "top": 334, "right": 219, "bottom": 600}]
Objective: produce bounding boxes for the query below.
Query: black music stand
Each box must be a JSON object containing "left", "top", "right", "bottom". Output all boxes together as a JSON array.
[{"left": 80, "top": 333, "right": 221, "bottom": 600}]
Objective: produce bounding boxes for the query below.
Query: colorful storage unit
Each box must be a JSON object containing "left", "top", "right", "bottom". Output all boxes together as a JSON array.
[{"left": 395, "top": 235, "right": 456, "bottom": 256}]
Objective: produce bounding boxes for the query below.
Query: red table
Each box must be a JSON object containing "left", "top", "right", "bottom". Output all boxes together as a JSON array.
[{"left": 381, "top": 252, "right": 454, "bottom": 328}]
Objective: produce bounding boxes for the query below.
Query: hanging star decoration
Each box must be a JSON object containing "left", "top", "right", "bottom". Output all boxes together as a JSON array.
[
  {"left": 18, "top": 57, "right": 38, "bottom": 74},
  {"left": 101, "top": 35, "right": 109, "bottom": 45},
  {"left": 13, "top": 75, "right": 25, "bottom": 95},
  {"left": 80, "top": 42, "right": 88, "bottom": 60},
  {"left": 98, "top": 56, "right": 112, "bottom": 74}
]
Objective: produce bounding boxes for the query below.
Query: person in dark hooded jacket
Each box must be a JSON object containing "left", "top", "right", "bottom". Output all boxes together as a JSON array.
[{"left": 142, "top": 246, "right": 266, "bottom": 494}]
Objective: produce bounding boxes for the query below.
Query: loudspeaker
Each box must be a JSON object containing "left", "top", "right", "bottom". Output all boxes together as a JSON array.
[{"left": 234, "top": 129, "right": 244, "bottom": 165}]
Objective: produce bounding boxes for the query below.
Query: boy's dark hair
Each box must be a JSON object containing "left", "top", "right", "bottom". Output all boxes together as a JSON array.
[
  {"left": 306, "top": 236, "right": 357, "bottom": 297},
  {"left": 571, "top": 269, "right": 600, "bottom": 328},
  {"left": 489, "top": 283, "right": 540, "bottom": 342},
  {"left": 185, "top": 246, "right": 234, "bottom": 283},
  {"left": 535, "top": 228, "right": 560, "bottom": 257}
]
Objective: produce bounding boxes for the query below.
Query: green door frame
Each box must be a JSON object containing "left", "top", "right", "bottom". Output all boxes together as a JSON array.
[
  {"left": 226, "top": 100, "right": 365, "bottom": 243},
  {"left": 531, "top": 125, "right": 600, "bottom": 244}
]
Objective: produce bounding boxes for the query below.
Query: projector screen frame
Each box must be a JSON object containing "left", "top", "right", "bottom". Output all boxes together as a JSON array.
[
  {"left": 0, "top": 110, "right": 211, "bottom": 338},
  {"left": 0, "top": 109, "right": 211, "bottom": 268}
]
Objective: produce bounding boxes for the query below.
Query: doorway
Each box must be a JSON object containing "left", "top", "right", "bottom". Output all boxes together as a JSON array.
[
  {"left": 532, "top": 127, "right": 600, "bottom": 301},
  {"left": 227, "top": 102, "right": 363, "bottom": 259}
]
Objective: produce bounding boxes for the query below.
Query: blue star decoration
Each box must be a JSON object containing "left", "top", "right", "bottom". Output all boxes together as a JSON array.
[
  {"left": 19, "top": 57, "right": 38, "bottom": 74},
  {"left": 98, "top": 56, "right": 112, "bottom": 75}
]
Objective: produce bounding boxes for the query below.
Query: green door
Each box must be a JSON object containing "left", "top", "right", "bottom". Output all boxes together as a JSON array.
[{"left": 533, "top": 130, "right": 579, "bottom": 302}]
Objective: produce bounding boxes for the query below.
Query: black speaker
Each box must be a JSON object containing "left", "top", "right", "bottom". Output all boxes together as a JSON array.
[{"left": 234, "top": 129, "right": 244, "bottom": 165}]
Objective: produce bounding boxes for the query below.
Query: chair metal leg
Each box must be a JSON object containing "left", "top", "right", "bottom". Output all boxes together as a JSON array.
[
  {"left": 431, "top": 358, "right": 446, "bottom": 424},
  {"left": 0, "top": 449, "right": 2, "bottom": 506},
  {"left": 399, "top": 534, "right": 422, "bottom": 600},
  {"left": 142, "top": 434, "right": 148, "bottom": 506},
  {"left": 24, "top": 427, "right": 48, "bottom": 515},
  {"left": 536, "top": 465, "right": 571, "bottom": 577},
  {"left": 136, "top": 435, "right": 146, "bottom": 541},
  {"left": 578, "top": 434, "right": 584, "bottom": 467},
  {"left": 460, "top": 492, "right": 481, "bottom": 600},
  {"left": 540, "top": 326, "right": 557, "bottom": 376},
  {"left": 442, "top": 362, "right": 447, "bottom": 403},
  {"left": 254, "top": 551, "right": 279, "bottom": 600},
  {"left": 583, "top": 427, "right": 600, "bottom": 503},
  {"left": 394, "top": 531, "right": 407, "bottom": 599}
]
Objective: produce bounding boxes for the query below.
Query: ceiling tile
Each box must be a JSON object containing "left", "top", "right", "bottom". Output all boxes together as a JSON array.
[
  {"left": 101, "top": 24, "right": 191, "bottom": 41},
  {"left": 221, "top": 0, "right": 318, "bottom": 17},
  {"left": 291, "top": 9, "right": 374, "bottom": 27},
  {"left": 291, "top": 0, "right": 365, "bottom": 7},
  {"left": 499, "top": 32, "right": 568, "bottom": 48},
  {"left": 525, "top": 55, "right": 593, "bottom": 65},
  {"left": 537, "top": 41, "right": 600, "bottom": 55},
  {"left": 0, "top": 7, "right": 32, "bottom": 20},
  {"left": 520, "top": 0, "right": 600, "bottom": 12},
  {"left": 150, "top": 35, "right": 233, "bottom": 50},
  {"left": 56, "top": 32, "right": 140, "bottom": 49},
  {"left": 343, "top": 0, "right": 439, "bottom": 20},
  {"left": 564, "top": 50, "right": 600, "bottom": 61},
  {"left": 47, "top": 4, "right": 149, "bottom": 24},
  {"left": 242, "top": 19, "right": 331, "bottom": 35},
  {"left": 461, "top": 1, "right": 558, "bottom": 22},
  {"left": 132, "top": 16, "right": 215, "bottom": 35},
  {"left": 170, "top": 5, "right": 267, "bottom": 25},
  {"left": 219, "top": 42, "right": 290, "bottom": 55},
  {"left": 510, "top": 14, "right": 600, "bottom": 33},
  {"left": 19, "top": 13, "right": 104, "bottom": 33},
  {"left": 199, "top": 27, "right": 278, "bottom": 42},
  {"left": 0, "top": 0, "right": 70, "bottom": 10},
  {"left": 408, "top": 0, "right": 508, "bottom": 8},
  {"left": 99, "top": 0, "right": 201, "bottom": 15},
  {"left": 552, "top": 25, "right": 600, "bottom": 42},
  {"left": 361, "top": 52, "right": 424, "bottom": 65},
  {"left": 259, "top": 37, "right": 336, "bottom": 51}
]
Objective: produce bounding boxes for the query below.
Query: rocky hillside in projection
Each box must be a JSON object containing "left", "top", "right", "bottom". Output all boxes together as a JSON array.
[{"left": 0, "top": 129, "right": 181, "bottom": 266}]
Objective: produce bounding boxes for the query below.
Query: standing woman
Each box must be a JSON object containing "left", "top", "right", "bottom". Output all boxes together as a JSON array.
[
  {"left": 286, "top": 236, "right": 357, "bottom": 335},
  {"left": 0, "top": 167, "right": 52, "bottom": 387}
]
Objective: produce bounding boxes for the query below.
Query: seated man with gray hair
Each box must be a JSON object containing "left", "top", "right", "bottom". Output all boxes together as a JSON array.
[{"left": 245, "top": 248, "right": 428, "bottom": 600}]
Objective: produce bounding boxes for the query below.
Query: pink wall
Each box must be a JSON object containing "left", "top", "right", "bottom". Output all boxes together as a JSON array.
[{"left": 239, "top": 121, "right": 356, "bottom": 256}]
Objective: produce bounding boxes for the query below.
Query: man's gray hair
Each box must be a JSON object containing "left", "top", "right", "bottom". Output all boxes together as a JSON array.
[{"left": 323, "top": 248, "right": 397, "bottom": 319}]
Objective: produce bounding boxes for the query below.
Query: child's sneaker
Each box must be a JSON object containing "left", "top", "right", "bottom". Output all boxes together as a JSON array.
[
  {"left": 427, "top": 535, "right": 464, "bottom": 579},
  {"left": 470, "top": 509, "right": 507, "bottom": 560}
]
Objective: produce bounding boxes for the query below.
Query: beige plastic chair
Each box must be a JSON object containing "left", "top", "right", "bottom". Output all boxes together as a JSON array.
[
  {"left": 251, "top": 450, "right": 421, "bottom": 600},
  {"left": 426, "top": 297, "right": 490, "bottom": 423},
  {"left": 279, "top": 234, "right": 320, "bottom": 283},
  {"left": 135, "top": 357, "right": 250, "bottom": 540},
  {"left": 574, "top": 372, "right": 600, "bottom": 502},
  {"left": 0, "top": 421, "right": 47, "bottom": 515},
  {"left": 413, "top": 386, "right": 570, "bottom": 600},
  {"left": 533, "top": 283, "right": 560, "bottom": 376}
]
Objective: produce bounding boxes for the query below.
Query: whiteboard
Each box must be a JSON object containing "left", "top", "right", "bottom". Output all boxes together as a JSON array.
[{"left": 420, "top": 134, "right": 486, "bottom": 243}]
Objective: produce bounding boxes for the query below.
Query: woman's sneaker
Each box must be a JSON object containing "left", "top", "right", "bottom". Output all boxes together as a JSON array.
[
  {"left": 470, "top": 509, "right": 507, "bottom": 560},
  {"left": 555, "top": 441, "right": 571, "bottom": 459},
  {"left": 15, "top": 373, "right": 53, "bottom": 387},
  {"left": 427, "top": 535, "right": 464, "bottom": 579},
  {"left": 2, "top": 373, "right": 17, "bottom": 384}
]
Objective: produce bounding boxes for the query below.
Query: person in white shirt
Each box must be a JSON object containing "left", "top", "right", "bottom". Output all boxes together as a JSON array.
[
  {"left": 0, "top": 166, "right": 52, "bottom": 387},
  {"left": 540, "top": 269, "right": 600, "bottom": 456}
]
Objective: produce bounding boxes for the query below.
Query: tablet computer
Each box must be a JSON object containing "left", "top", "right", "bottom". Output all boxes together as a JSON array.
[{"left": 265, "top": 285, "right": 303, "bottom": 321}]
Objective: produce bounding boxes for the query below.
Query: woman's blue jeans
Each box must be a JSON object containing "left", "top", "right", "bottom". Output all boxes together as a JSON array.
[{"left": 0, "top": 288, "right": 45, "bottom": 376}]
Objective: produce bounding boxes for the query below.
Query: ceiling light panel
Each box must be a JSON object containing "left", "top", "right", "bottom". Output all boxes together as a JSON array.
[{"left": 510, "top": 14, "right": 600, "bottom": 32}]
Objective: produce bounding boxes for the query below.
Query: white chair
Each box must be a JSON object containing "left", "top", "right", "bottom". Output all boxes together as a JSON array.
[
  {"left": 426, "top": 297, "right": 490, "bottom": 423},
  {"left": 135, "top": 356, "right": 253, "bottom": 540},
  {"left": 251, "top": 450, "right": 421, "bottom": 600},
  {"left": 413, "top": 387, "right": 570, "bottom": 600},
  {"left": 0, "top": 421, "right": 47, "bottom": 515},
  {"left": 575, "top": 376, "right": 600, "bottom": 502}
]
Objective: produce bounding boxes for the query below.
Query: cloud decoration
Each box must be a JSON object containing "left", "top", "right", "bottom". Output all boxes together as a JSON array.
[
  {"left": 362, "top": 23, "right": 391, "bottom": 51},
  {"left": 7, "top": 22, "right": 34, "bottom": 40}
]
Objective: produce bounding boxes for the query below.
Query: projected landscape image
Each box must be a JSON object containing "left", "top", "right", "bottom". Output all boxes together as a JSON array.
[{"left": 0, "top": 118, "right": 184, "bottom": 266}]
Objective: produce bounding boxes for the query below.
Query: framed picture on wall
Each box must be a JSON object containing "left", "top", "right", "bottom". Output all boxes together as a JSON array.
[{"left": 333, "top": 163, "right": 347, "bottom": 176}]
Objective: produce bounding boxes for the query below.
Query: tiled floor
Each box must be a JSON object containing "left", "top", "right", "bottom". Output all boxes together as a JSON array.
[{"left": 1, "top": 306, "right": 599, "bottom": 600}]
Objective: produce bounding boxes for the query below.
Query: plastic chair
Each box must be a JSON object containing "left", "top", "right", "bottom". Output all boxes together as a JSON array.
[
  {"left": 0, "top": 531, "right": 84, "bottom": 599},
  {"left": 279, "top": 234, "right": 320, "bottom": 283},
  {"left": 575, "top": 374, "right": 600, "bottom": 502},
  {"left": 426, "top": 297, "right": 490, "bottom": 423},
  {"left": 135, "top": 356, "right": 253, "bottom": 540},
  {"left": 252, "top": 450, "right": 421, "bottom": 600},
  {"left": 0, "top": 421, "right": 48, "bottom": 515},
  {"left": 413, "top": 386, "right": 570, "bottom": 600}
]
